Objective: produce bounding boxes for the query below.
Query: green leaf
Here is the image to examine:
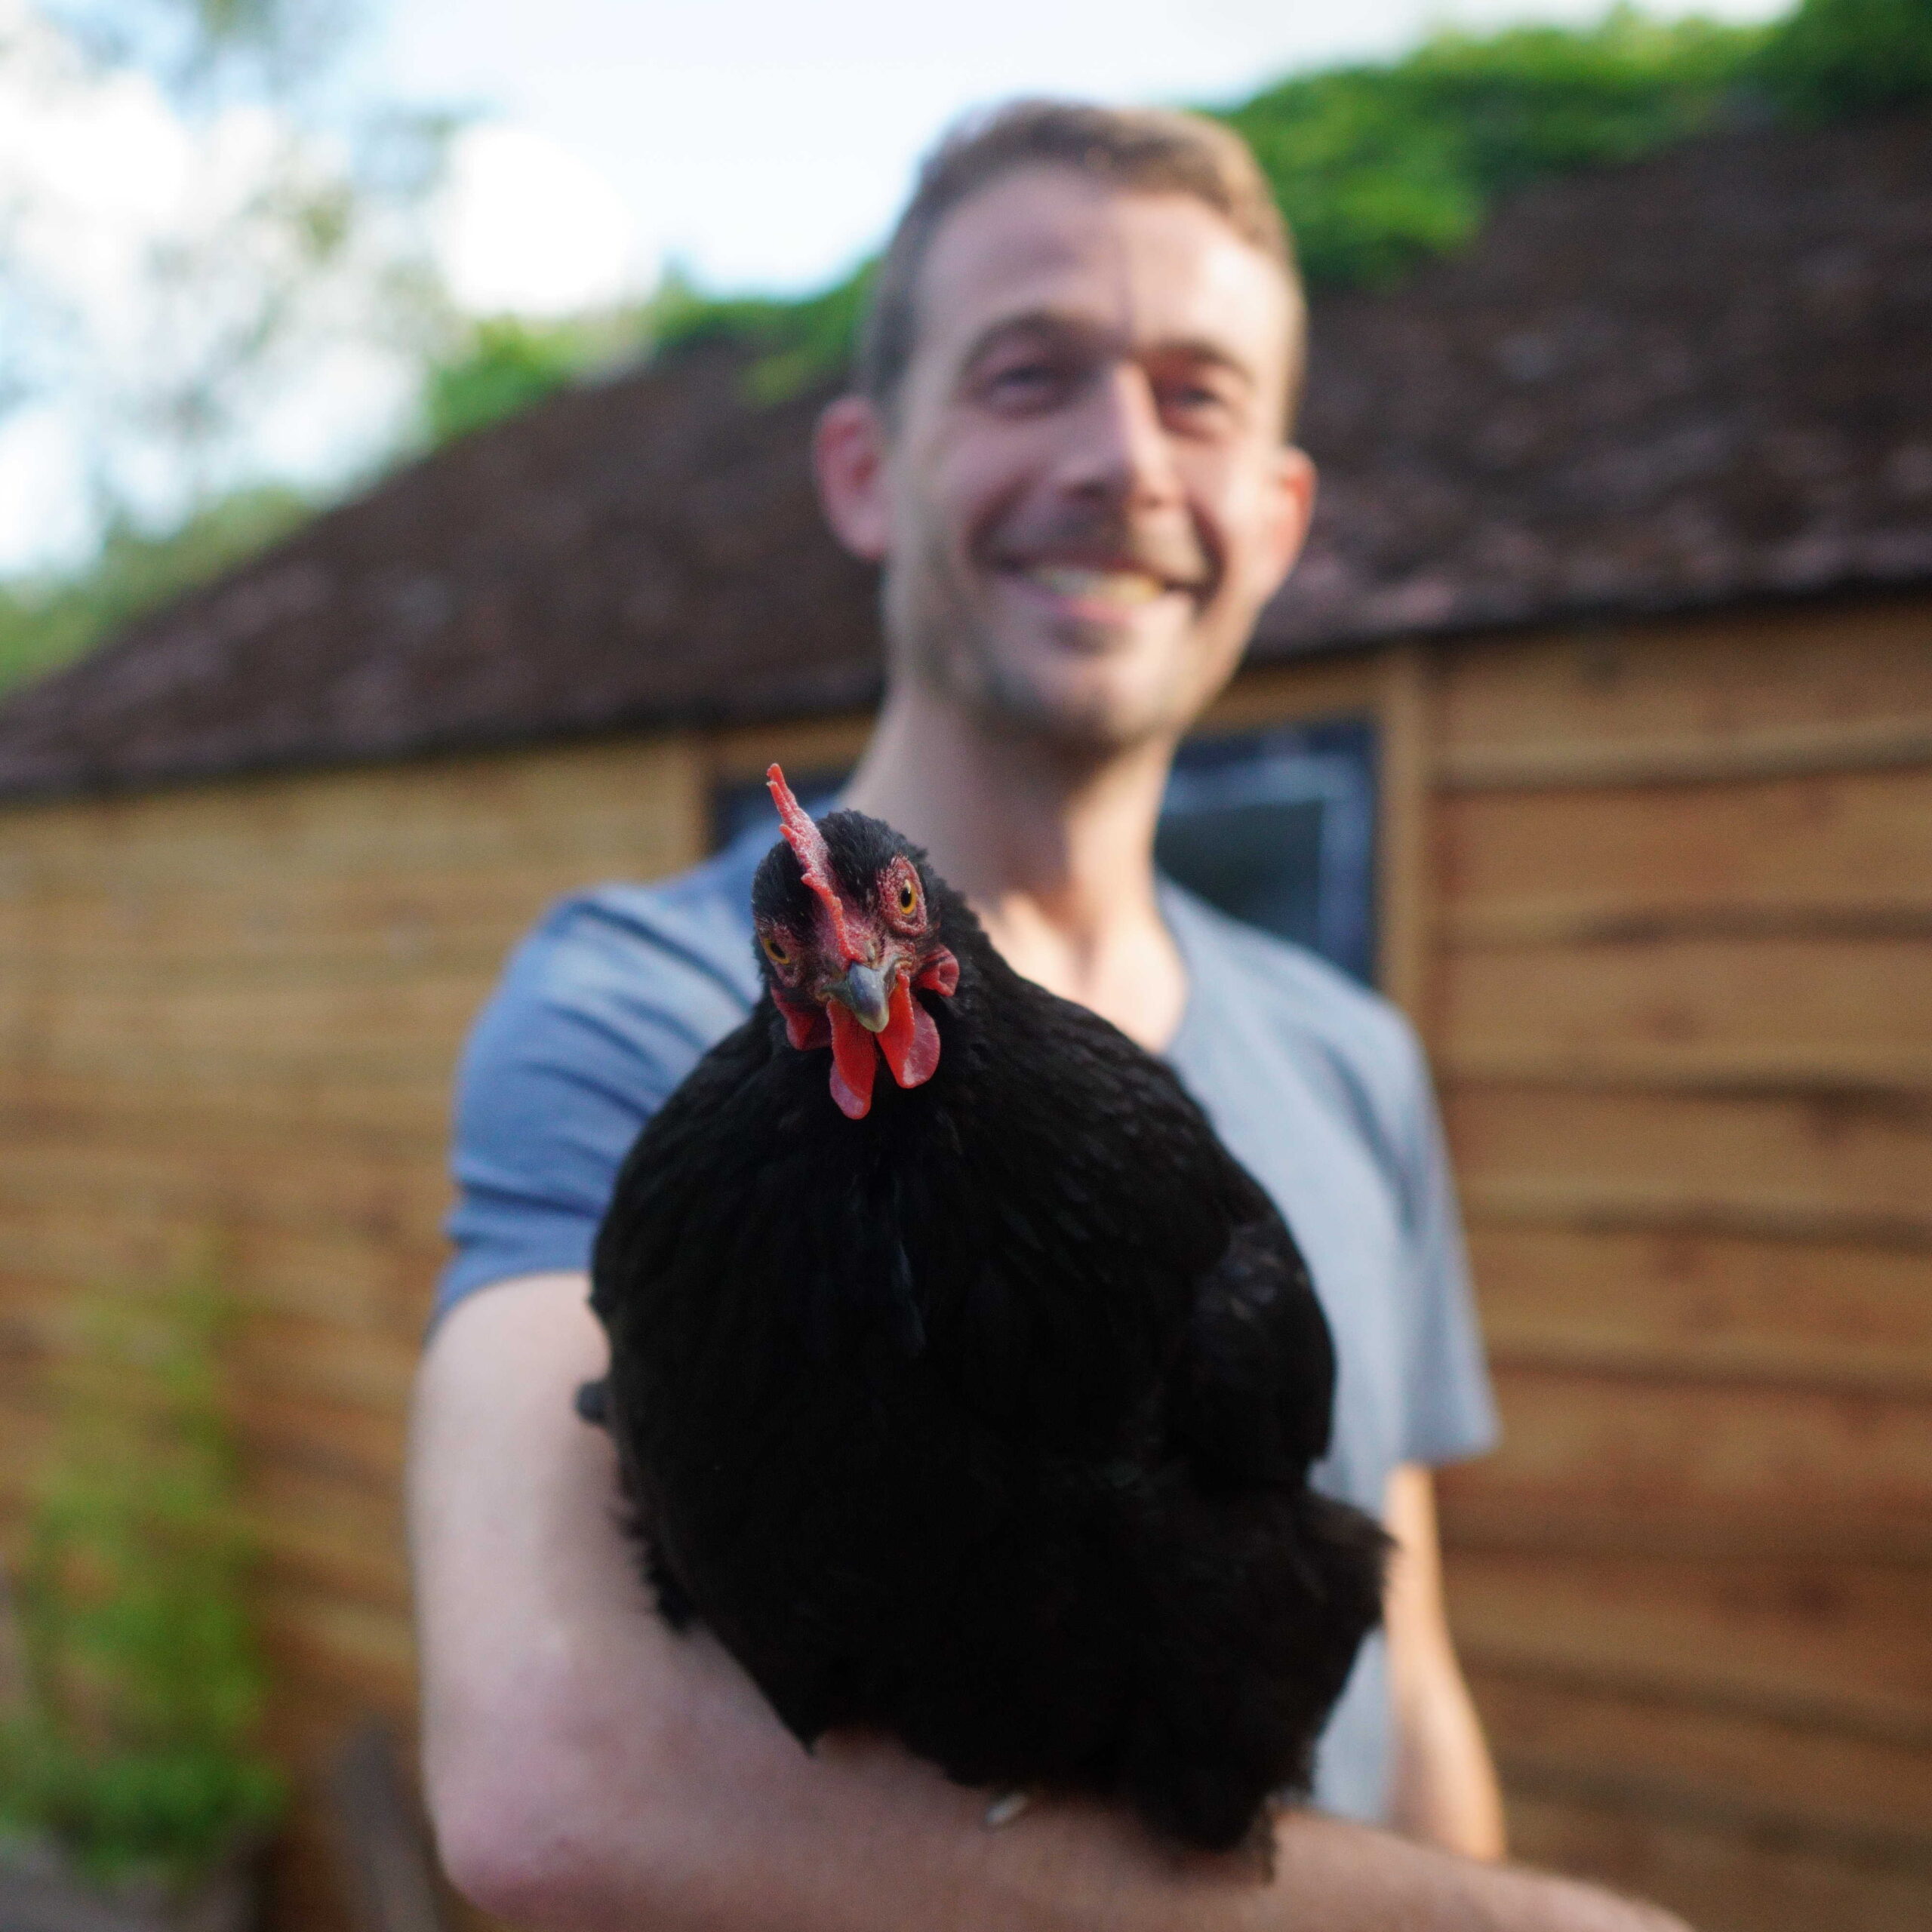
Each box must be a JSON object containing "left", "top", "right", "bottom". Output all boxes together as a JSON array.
[
  {"left": 1754, "top": 0, "right": 1932, "bottom": 118},
  {"left": 0, "top": 1273, "right": 284, "bottom": 1887}
]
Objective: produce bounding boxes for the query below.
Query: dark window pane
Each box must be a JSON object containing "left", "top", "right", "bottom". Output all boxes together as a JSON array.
[{"left": 1156, "top": 719, "right": 1377, "bottom": 984}]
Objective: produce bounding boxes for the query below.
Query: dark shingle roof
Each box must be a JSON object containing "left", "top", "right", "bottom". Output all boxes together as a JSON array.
[{"left": 0, "top": 113, "right": 1927, "bottom": 801}]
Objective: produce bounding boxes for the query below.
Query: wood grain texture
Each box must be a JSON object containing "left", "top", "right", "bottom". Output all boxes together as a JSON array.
[
  {"left": 1468, "top": 1664, "right": 1932, "bottom": 1852},
  {"left": 1448, "top": 1081, "right": 1932, "bottom": 1235},
  {"left": 1438, "top": 765, "right": 1932, "bottom": 940},
  {"left": 1506, "top": 1789, "right": 1932, "bottom": 1932},
  {"left": 1374, "top": 643, "right": 1433, "bottom": 1023},
  {"left": 711, "top": 712, "right": 873, "bottom": 784},
  {"left": 1194, "top": 653, "right": 1383, "bottom": 734},
  {"left": 5, "top": 606, "right": 1930, "bottom": 1932},
  {"left": 1440, "top": 934, "right": 1932, "bottom": 1094},
  {"left": 0, "top": 731, "right": 709, "bottom": 1932},
  {"left": 1429, "top": 611, "right": 1932, "bottom": 1923},
  {"left": 1438, "top": 598, "right": 1932, "bottom": 789},
  {"left": 1445, "top": 1551, "right": 1932, "bottom": 1740},
  {"left": 1468, "top": 1225, "right": 1932, "bottom": 1395},
  {"left": 1441, "top": 1365, "right": 1932, "bottom": 1556}
]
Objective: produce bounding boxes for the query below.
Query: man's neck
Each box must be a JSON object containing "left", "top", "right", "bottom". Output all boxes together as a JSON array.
[{"left": 841, "top": 684, "right": 1187, "bottom": 1052}]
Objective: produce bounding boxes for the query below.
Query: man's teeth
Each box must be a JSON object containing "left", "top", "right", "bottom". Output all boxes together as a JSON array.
[{"left": 1026, "top": 565, "right": 1167, "bottom": 605}]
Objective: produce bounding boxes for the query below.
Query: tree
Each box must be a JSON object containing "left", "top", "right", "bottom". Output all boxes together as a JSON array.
[
  {"left": 0, "top": 0, "right": 451, "bottom": 549},
  {"left": 1755, "top": 0, "right": 1932, "bottom": 118}
]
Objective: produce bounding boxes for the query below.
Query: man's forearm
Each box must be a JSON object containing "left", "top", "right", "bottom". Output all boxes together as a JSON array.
[
  {"left": 1384, "top": 1464, "right": 1508, "bottom": 1860},
  {"left": 409, "top": 1274, "right": 1687, "bottom": 1932}
]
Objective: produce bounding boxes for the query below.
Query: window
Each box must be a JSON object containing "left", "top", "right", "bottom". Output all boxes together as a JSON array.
[
  {"left": 712, "top": 715, "right": 1378, "bottom": 987},
  {"left": 1155, "top": 718, "right": 1377, "bottom": 985}
]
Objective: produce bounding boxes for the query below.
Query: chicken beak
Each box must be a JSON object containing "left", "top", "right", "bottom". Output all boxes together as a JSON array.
[{"left": 829, "top": 961, "right": 892, "bottom": 1033}]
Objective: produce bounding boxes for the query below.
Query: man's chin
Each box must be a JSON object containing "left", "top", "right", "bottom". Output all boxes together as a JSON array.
[
  {"left": 974, "top": 660, "right": 1196, "bottom": 754},
  {"left": 901, "top": 601, "right": 1226, "bottom": 750}
]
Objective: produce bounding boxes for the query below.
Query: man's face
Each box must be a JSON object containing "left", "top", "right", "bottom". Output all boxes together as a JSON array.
[{"left": 819, "top": 168, "right": 1313, "bottom": 752}]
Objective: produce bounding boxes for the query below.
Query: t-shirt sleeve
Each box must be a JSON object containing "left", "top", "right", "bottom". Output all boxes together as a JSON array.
[
  {"left": 433, "top": 894, "right": 754, "bottom": 1324},
  {"left": 1391, "top": 1026, "right": 1499, "bottom": 1468}
]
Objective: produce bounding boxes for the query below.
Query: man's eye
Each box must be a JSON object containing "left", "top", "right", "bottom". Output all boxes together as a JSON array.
[
  {"left": 983, "top": 360, "right": 1061, "bottom": 405},
  {"left": 1164, "top": 381, "right": 1230, "bottom": 419}
]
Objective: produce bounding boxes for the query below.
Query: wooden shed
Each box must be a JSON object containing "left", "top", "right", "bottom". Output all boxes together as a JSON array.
[{"left": 0, "top": 112, "right": 1927, "bottom": 1932}]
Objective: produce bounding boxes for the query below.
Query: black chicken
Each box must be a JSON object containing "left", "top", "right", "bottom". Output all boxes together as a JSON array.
[{"left": 584, "top": 767, "right": 1388, "bottom": 1853}]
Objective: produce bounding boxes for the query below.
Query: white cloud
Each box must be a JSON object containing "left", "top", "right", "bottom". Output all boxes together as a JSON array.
[
  {"left": 432, "top": 121, "right": 644, "bottom": 316},
  {"left": 0, "top": 3, "right": 432, "bottom": 568},
  {"left": 375, "top": 0, "right": 1792, "bottom": 294},
  {"left": 0, "top": 0, "right": 1797, "bottom": 572},
  {"left": 0, "top": 401, "right": 93, "bottom": 574}
]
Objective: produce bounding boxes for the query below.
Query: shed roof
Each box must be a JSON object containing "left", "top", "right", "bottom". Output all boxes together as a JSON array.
[{"left": 0, "top": 112, "right": 1927, "bottom": 801}]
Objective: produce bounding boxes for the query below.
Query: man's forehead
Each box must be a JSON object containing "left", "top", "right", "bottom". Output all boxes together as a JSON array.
[{"left": 912, "top": 168, "right": 1294, "bottom": 375}]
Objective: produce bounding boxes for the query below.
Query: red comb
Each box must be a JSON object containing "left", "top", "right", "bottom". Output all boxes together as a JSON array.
[{"left": 768, "top": 764, "right": 857, "bottom": 961}]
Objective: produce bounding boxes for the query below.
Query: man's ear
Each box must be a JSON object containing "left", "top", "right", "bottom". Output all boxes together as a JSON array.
[
  {"left": 1257, "top": 445, "right": 1317, "bottom": 599},
  {"left": 813, "top": 394, "right": 891, "bottom": 564}
]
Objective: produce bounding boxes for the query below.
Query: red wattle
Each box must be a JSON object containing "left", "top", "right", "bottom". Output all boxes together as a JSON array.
[
  {"left": 827, "top": 1003, "right": 878, "bottom": 1118},
  {"left": 878, "top": 977, "right": 941, "bottom": 1089}
]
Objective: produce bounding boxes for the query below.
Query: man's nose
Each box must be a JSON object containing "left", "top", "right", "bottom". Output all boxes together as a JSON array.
[{"left": 1057, "top": 363, "right": 1181, "bottom": 506}]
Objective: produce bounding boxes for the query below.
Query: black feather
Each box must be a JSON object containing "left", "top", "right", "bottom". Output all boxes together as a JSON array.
[{"left": 589, "top": 811, "right": 1389, "bottom": 1851}]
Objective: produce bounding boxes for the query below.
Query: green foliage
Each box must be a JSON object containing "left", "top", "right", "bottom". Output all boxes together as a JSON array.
[
  {"left": 1220, "top": 9, "right": 1767, "bottom": 286},
  {"left": 10, "top": 0, "right": 1932, "bottom": 703},
  {"left": 604, "top": 0, "right": 1932, "bottom": 383},
  {"left": 422, "top": 315, "right": 623, "bottom": 445},
  {"left": 0, "top": 1275, "right": 283, "bottom": 1891},
  {"left": 0, "top": 486, "right": 311, "bottom": 697},
  {"left": 1754, "top": 0, "right": 1932, "bottom": 118},
  {"left": 419, "top": 259, "right": 879, "bottom": 448},
  {"left": 565, "top": 5, "right": 1796, "bottom": 389},
  {"left": 649, "top": 260, "right": 878, "bottom": 405}
]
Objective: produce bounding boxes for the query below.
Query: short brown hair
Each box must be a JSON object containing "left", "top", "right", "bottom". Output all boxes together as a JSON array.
[{"left": 855, "top": 100, "right": 1304, "bottom": 426}]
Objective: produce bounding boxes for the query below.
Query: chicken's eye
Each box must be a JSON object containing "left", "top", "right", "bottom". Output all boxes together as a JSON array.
[
  {"left": 761, "top": 933, "right": 791, "bottom": 967},
  {"left": 883, "top": 863, "right": 924, "bottom": 931}
]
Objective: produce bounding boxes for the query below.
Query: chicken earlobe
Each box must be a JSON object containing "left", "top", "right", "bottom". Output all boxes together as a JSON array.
[{"left": 772, "top": 989, "right": 831, "bottom": 1050}]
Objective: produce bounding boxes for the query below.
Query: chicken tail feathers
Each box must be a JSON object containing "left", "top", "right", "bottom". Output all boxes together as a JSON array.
[{"left": 1117, "top": 1481, "right": 1391, "bottom": 1850}]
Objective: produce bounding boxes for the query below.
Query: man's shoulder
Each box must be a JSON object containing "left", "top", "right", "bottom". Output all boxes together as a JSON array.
[
  {"left": 503, "top": 835, "right": 765, "bottom": 1017},
  {"left": 1162, "top": 881, "right": 1432, "bottom": 1154},
  {"left": 1167, "top": 884, "right": 1417, "bottom": 1064}
]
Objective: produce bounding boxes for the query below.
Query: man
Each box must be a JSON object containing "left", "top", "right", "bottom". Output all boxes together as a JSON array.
[{"left": 411, "top": 103, "right": 1687, "bottom": 1931}]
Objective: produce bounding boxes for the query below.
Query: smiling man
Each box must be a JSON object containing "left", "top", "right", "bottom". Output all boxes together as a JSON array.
[{"left": 410, "top": 103, "right": 1687, "bottom": 1932}]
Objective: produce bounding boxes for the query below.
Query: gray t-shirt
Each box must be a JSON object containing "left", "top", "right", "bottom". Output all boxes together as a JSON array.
[{"left": 438, "top": 826, "right": 1497, "bottom": 1822}]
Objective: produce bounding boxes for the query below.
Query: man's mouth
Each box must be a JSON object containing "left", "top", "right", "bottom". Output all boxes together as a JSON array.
[{"left": 1017, "top": 563, "right": 1181, "bottom": 607}]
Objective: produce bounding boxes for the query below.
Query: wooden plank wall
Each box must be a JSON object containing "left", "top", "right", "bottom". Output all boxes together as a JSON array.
[
  {"left": 0, "top": 738, "right": 713, "bottom": 1930},
  {"left": 2, "top": 598, "right": 1927, "bottom": 1930},
  {"left": 1426, "top": 597, "right": 1932, "bottom": 1930}
]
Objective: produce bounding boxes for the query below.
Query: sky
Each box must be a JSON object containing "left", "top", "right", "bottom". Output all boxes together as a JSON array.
[
  {"left": 1, "top": 0, "right": 1790, "bottom": 573},
  {"left": 403, "top": 0, "right": 1789, "bottom": 307}
]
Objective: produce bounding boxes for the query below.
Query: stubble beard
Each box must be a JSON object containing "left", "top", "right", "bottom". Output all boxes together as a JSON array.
[{"left": 882, "top": 528, "right": 1209, "bottom": 760}]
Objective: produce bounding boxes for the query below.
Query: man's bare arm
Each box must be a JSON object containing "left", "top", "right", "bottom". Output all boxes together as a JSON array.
[
  {"left": 1385, "top": 1463, "right": 1509, "bottom": 1859},
  {"left": 409, "top": 1272, "right": 1689, "bottom": 1932}
]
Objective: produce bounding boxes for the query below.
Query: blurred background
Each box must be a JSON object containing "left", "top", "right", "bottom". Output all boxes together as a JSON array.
[{"left": 0, "top": 1, "right": 1927, "bottom": 1928}]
